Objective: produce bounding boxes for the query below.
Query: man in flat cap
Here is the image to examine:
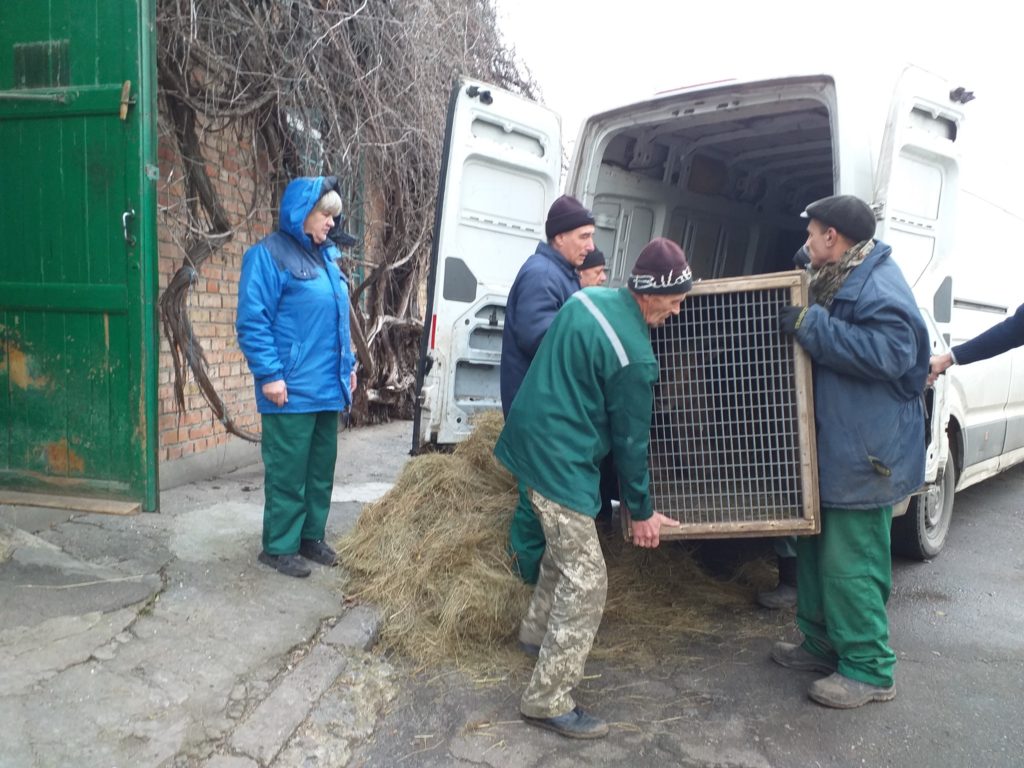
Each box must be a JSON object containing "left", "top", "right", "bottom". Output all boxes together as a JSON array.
[
  {"left": 495, "top": 238, "right": 690, "bottom": 738},
  {"left": 772, "top": 194, "right": 929, "bottom": 708},
  {"left": 501, "top": 195, "right": 595, "bottom": 585}
]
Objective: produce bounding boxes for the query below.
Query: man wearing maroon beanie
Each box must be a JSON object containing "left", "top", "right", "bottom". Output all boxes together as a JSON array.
[{"left": 496, "top": 237, "right": 691, "bottom": 738}]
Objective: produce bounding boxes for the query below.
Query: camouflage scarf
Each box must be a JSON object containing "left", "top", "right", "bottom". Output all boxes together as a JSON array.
[{"left": 808, "top": 239, "right": 874, "bottom": 308}]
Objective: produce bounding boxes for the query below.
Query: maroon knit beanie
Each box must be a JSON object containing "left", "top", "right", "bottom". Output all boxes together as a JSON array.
[
  {"left": 545, "top": 195, "right": 595, "bottom": 240},
  {"left": 628, "top": 238, "right": 693, "bottom": 294}
]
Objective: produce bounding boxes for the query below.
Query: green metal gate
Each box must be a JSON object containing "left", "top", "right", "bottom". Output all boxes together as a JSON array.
[{"left": 0, "top": 1, "right": 159, "bottom": 510}]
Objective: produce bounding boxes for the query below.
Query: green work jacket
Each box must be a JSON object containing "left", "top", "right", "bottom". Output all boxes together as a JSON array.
[{"left": 494, "top": 287, "right": 658, "bottom": 521}]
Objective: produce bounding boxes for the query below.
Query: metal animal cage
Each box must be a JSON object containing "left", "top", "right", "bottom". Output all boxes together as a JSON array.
[{"left": 626, "top": 272, "right": 819, "bottom": 540}]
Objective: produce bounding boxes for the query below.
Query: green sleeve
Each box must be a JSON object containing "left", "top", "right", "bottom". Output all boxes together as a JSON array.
[{"left": 606, "top": 361, "right": 658, "bottom": 521}]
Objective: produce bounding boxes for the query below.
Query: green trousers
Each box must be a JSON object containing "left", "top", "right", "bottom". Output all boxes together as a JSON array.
[
  {"left": 508, "top": 481, "right": 545, "bottom": 584},
  {"left": 260, "top": 411, "right": 339, "bottom": 555},
  {"left": 796, "top": 505, "right": 896, "bottom": 687}
]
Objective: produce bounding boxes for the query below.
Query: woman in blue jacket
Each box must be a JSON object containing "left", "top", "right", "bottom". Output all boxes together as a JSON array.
[{"left": 236, "top": 176, "right": 358, "bottom": 578}]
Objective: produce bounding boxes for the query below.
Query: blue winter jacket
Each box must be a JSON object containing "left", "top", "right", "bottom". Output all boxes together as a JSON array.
[
  {"left": 793, "top": 241, "right": 929, "bottom": 508},
  {"left": 499, "top": 241, "right": 581, "bottom": 416},
  {"left": 236, "top": 177, "right": 356, "bottom": 414}
]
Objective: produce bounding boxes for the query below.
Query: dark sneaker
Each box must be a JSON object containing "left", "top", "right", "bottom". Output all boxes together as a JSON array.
[
  {"left": 521, "top": 706, "right": 609, "bottom": 739},
  {"left": 771, "top": 641, "right": 837, "bottom": 674},
  {"left": 299, "top": 539, "right": 338, "bottom": 566},
  {"left": 756, "top": 583, "right": 798, "bottom": 609},
  {"left": 258, "top": 552, "right": 311, "bottom": 578},
  {"left": 808, "top": 672, "right": 896, "bottom": 709},
  {"left": 518, "top": 640, "right": 541, "bottom": 657}
]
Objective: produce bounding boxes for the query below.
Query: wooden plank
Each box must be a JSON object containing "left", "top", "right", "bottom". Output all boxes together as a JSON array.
[
  {"left": 689, "top": 270, "right": 802, "bottom": 296},
  {"left": 621, "top": 508, "right": 819, "bottom": 541},
  {"left": 0, "top": 489, "right": 139, "bottom": 515}
]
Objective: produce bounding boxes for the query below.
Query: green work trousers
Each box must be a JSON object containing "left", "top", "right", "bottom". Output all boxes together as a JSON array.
[
  {"left": 260, "top": 411, "right": 339, "bottom": 555},
  {"left": 508, "top": 481, "right": 545, "bottom": 584},
  {"left": 796, "top": 505, "right": 896, "bottom": 687}
]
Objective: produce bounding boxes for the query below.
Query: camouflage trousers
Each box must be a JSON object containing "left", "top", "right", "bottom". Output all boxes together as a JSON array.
[{"left": 518, "top": 490, "right": 608, "bottom": 719}]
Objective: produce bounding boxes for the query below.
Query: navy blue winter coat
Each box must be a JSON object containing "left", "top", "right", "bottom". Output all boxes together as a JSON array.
[
  {"left": 953, "top": 302, "right": 1024, "bottom": 364},
  {"left": 236, "top": 177, "right": 356, "bottom": 414},
  {"left": 499, "top": 241, "right": 581, "bottom": 416},
  {"left": 793, "top": 241, "right": 929, "bottom": 508}
]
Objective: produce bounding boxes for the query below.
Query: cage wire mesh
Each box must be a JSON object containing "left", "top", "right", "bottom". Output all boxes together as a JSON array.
[{"left": 640, "top": 272, "right": 819, "bottom": 539}]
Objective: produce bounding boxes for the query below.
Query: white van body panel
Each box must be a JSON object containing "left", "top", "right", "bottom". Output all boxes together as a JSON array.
[{"left": 414, "top": 80, "right": 560, "bottom": 447}]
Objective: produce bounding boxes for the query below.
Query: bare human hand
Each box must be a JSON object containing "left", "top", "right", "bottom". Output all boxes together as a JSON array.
[
  {"left": 927, "top": 352, "right": 954, "bottom": 387},
  {"left": 262, "top": 379, "right": 287, "bottom": 407},
  {"left": 631, "top": 511, "right": 681, "bottom": 549},
  {"left": 350, "top": 370, "right": 358, "bottom": 394}
]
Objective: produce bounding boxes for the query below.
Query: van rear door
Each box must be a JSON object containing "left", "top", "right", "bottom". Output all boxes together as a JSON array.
[
  {"left": 874, "top": 66, "right": 967, "bottom": 481},
  {"left": 412, "top": 79, "right": 560, "bottom": 450}
]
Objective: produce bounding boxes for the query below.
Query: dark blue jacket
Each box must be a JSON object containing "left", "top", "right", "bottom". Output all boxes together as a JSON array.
[
  {"left": 500, "top": 241, "right": 581, "bottom": 416},
  {"left": 236, "top": 177, "right": 356, "bottom": 414},
  {"left": 793, "top": 241, "right": 929, "bottom": 508},
  {"left": 953, "top": 302, "right": 1024, "bottom": 365}
]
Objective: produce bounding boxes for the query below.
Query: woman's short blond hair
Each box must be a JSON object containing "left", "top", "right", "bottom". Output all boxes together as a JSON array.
[{"left": 315, "top": 189, "right": 343, "bottom": 217}]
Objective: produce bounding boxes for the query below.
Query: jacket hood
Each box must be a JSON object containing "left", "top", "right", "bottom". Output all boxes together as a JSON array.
[{"left": 279, "top": 176, "right": 330, "bottom": 245}]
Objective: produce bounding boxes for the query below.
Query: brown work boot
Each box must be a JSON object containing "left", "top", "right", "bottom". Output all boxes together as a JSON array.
[
  {"left": 808, "top": 672, "right": 896, "bottom": 709},
  {"left": 771, "top": 641, "right": 837, "bottom": 674}
]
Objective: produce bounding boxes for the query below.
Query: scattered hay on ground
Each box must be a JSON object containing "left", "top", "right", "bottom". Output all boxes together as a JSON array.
[
  {"left": 338, "top": 412, "right": 779, "bottom": 670},
  {"left": 338, "top": 412, "right": 530, "bottom": 668}
]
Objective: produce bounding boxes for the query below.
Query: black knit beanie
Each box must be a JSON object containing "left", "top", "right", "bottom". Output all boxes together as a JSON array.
[
  {"left": 580, "top": 248, "right": 606, "bottom": 270},
  {"left": 628, "top": 238, "right": 693, "bottom": 294},
  {"left": 545, "top": 195, "right": 595, "bottom": 240}
]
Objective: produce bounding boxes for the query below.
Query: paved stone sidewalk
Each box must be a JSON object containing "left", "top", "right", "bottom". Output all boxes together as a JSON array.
[{"left": 0, "top": 420, "right": 410, "bottom": 768}]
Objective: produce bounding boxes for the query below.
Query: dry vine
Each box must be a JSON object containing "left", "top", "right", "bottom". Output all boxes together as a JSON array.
[{"left": 156, "top": 0, "right": 537, "bottom": 438}]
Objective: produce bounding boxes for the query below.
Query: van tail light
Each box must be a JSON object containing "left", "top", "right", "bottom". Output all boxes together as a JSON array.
[{"left": 430, "top": 314, "right": 437, "bottom": 349}]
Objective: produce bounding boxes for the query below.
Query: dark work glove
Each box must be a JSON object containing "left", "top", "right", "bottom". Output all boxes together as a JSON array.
[{"left": 778, "top": 305, "right": 808, "bottom": 335}]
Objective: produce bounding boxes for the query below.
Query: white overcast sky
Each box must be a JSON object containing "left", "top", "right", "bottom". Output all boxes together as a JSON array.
[{"left": 492, "top": 0, "right": 1021, "bottom": 205}]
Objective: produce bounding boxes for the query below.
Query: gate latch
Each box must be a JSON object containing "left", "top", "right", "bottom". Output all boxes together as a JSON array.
[
  {"left": 119, "top": 80, "right": 135, "bottom": 120},
  {"left": 122, "top": 209, "right": 136, "bottom": 247}
]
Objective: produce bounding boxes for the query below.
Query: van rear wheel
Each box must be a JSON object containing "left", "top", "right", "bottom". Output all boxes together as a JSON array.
[{"left": 891, "top": 454, "right": 956, "bottom": 560}]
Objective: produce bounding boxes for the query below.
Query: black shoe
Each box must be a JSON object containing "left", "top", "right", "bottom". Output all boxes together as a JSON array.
[
  {"left": 521, "top": 706, "right": 609, "bottom": 739},
  {"left": 258, "top": 551, "right": 311, "bottom": 578},
  {"left": 299, "top": 539, "right": 338, "bottom": 566},
  {"left": 518, "top": 640, "right": 541, "bottom": 657}
]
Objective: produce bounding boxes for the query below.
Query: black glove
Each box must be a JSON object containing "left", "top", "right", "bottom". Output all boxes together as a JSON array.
[{"left": 778, "top": 305, "right": 808, "bottom": 335}]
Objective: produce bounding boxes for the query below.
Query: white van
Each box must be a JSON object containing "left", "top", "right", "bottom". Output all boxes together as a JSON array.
[{"left": 412, "top": 66, "right": 1024, "bottom": 560}]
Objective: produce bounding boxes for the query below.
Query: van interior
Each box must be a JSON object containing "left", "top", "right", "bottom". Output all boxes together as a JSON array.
[
  {"left": 576, "top": 88, "right": 838, "bottom": 530},
  {"left": 582, "top": 93, "right": 835, "bottom": 282}
]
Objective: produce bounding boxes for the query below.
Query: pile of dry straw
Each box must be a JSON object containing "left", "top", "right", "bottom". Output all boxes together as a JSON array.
[{"left": 338, "top": 412, "right": 774, "bottom": 667}]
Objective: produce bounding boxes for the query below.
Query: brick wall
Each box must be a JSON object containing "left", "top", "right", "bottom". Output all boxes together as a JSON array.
[{"left": 156, "top": 116, "right": 274, "bottom": 465}]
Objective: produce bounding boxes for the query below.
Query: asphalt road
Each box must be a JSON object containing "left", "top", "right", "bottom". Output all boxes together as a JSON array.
[{"left": 349, "top": 460, "right": 1024, "bottom": 768}]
